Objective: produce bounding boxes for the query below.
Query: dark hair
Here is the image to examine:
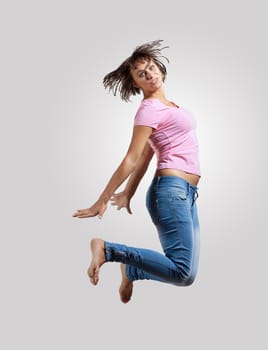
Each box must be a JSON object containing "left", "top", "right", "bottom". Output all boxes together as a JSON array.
[{"left": 103, "top": 40, "right": 169, "bottom": 102}]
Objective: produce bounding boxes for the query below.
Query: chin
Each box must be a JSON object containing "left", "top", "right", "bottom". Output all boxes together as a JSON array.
[{"left": 153, "top": 84, "right": 163, "bottom": 92}]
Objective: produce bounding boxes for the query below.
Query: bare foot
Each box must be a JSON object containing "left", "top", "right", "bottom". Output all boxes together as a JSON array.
[
  {"left": 119, "top": 264, "right": 133, "bottom": 304},
  {"left": 87, "top": 238, "right": 106, "bottom": 285}
]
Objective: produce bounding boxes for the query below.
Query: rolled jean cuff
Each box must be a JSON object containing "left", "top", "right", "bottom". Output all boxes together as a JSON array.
[
  {"left": 104, "top": 241, "right": 135, "bottom": 282},
  {"left": 104, "top": 241, "right": 126, "bottom": 262},
  {"left": 125, "top": 265, "right": 135, "bottom": 282}
]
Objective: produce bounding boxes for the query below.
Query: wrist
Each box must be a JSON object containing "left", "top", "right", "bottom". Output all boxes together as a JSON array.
[
  {"left": 98, "top": 195, "right": 109, "bottom": 204},
  {"left": 124, "top": 188, "right": 133, "bottom": 199}
]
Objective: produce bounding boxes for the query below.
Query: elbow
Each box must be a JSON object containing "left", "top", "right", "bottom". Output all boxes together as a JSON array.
[{"left": 123, "top": 155, "right": 138, "bottom": 172}]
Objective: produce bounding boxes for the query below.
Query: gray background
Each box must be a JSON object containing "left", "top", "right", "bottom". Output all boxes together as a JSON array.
[{"left": 1, "top": 0, "right": 267, "bottom": 349}]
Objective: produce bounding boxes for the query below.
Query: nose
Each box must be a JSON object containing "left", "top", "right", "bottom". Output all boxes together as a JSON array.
[{"left": 145, "top": 70, "right": 152, "bottom": 80}]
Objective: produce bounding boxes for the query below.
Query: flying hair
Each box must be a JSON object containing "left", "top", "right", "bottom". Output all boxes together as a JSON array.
[{"left": 103, "top": 40, "right": 169, "bottom": 102}]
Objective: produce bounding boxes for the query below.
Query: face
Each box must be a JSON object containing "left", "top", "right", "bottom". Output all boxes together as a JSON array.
[{"left": 130, "top": 59, "right": 164, "bottom": 96}]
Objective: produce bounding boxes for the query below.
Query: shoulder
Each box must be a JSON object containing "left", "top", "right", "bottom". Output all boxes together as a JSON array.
[
  {"left": 134, "top": 99, "right": 161, "bottom": 128},
  {"left": 135, "top": 99, "right": 157, "bottom": 118},
  {"left": 135, "top": 99, "right": 160, "bottom": 117},
  {"left": 138, "top": 98, "right": 158, "bottom": 110}
]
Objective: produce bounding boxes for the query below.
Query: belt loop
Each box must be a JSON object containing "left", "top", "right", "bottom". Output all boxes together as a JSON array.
[
  {"left": 187, "top": 182, "right": 190, "bottom": 197},
  {"left": 192, "top": 189, "right": 199, "bottom": 206}
]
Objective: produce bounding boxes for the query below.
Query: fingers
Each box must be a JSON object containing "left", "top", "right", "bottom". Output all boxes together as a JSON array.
[
  {"left": 127, "top": 205, "right": 133, "bottom": 215},
  {"left": 110, "top": 194, "right": 120, "bottom": 204},
  {"left": 110, "top": 199, "right": 133, "bottom": 214},
  {"left": 72, "top": 209, "right": 95, "bottom": 218},
  {"left": 72, "top": 209, "right": 83, "bottom": 217},
  {"left": 110, "top": 196, "right": 121, "bottom": 209},
  {"left": 73, "top": 201, "right": 107, "bottom": 219},
  {"left": 73, "top": 213, "right": 91, "bottom": 218},
  {"left": 112, "top": 201, "right": 123, "bottom": 211}
]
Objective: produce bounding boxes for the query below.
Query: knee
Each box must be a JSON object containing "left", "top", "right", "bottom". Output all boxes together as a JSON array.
[
  {"left": 181, "top": 275, "right": 196, "bottom": 286},
  {"left": 173, "top": 269, "right": 197, "bottom": 287}
]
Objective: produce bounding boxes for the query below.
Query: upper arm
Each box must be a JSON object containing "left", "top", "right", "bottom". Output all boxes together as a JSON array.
[
  {"left": 142, "top": 140, "right": 154, "bottom": 163},
  {"left": 125, "top": 125, "right": 153, "bottom": 165}
]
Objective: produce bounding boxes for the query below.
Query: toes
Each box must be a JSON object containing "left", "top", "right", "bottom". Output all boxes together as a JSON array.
[
  {"left": 89, "top": 275, "right": 98, "bottom": 285},
  {"left": 121, "top": 298, "right": 130, "bottom": 304},
  {"left": 87, "top": 266, "right": 99, "bottom": 285},
  {"left": 94, "top": 267, "right": 99, "bottom": 284}
]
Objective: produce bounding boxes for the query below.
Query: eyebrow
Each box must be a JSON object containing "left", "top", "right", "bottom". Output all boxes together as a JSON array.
[{"left": 134, "top": 61, "right": 152, "bottom": 73}]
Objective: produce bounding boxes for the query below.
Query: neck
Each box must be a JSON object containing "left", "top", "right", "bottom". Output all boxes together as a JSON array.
[{"left": 143, "top": 88, "right": 167, "bottom": 102}]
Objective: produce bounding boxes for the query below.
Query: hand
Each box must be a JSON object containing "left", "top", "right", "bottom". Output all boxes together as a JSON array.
[
  {"left": 72, "top": 199, "right": 107, "bottom": 219},
  {"left": 110, "top": 192, "right": 132, "bottom": 214}
]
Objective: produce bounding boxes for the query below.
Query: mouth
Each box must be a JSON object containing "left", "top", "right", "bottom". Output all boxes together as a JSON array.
[{"left": 150, "top": 78, "right": 158, "bottom": 85}]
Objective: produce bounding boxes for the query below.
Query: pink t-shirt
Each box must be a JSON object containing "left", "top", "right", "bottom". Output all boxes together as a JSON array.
[{"left": 134, "top": 98, "right": 201, "bottom": 176}]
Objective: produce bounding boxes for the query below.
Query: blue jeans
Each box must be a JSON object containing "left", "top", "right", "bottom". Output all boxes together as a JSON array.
[{"left": 105, "top": 176, "right": 200, "bottom": 286}]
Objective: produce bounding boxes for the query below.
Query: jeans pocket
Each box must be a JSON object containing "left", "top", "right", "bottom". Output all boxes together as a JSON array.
[
  {"left": 170, "top": 189, "right": 188, "bottom": 201},
  {"left": 146, "top": 187, "right": 188, "bottom": 225}
]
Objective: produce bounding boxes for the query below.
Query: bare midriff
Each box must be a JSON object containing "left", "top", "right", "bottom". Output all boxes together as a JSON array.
[{"left": 154, "top": 168, "right": 200, "bottom": 187}]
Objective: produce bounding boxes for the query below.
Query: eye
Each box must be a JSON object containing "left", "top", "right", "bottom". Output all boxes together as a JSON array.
[
  {"left": 149, "top": 65, "right": 155, "bottom": 70},
  {"left": 138, "top": 71, "right": 145, "bottom": 78}
]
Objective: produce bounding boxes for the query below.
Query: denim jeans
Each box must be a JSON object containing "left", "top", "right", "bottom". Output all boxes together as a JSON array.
[{"left": 105, "top": 176, "right": 200, "bottom": 286}]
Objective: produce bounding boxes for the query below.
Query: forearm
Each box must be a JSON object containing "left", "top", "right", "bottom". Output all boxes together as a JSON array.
[
  {"left": 124, "top": 146, "right": 154, "bottom": 198},
  {"left": 123, "top": 158, "right": 150, "bottom": 198},
  {"left": 98, "top": 157, "right": 136, "bottom": 203}
]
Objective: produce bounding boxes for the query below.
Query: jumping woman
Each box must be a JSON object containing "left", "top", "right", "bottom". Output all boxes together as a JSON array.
[{"left": 73, "top": 40, "right": 201, "bottom": 303}]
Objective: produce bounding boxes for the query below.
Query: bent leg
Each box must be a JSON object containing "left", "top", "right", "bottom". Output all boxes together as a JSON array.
[
  {"left": 104, "top": 176, "right": 200, "bottom": 287},
  {"left": 144, "top": 176, "right": 200, "bottom": 285},
  {"left": 105, "top": 241, "right": 186, "bottom": 284}
]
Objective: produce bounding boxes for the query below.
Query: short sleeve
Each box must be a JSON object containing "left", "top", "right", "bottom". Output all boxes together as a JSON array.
[{"left": 134, "top": 101, "right": 160, "bottom": 129}]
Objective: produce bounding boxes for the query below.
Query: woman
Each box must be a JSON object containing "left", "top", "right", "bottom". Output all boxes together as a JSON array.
[{"left": 73, "top": 40, "right": 201, "bottom": 303}]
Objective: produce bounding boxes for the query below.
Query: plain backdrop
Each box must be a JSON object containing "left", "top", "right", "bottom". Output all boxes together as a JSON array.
[{"left": 1, "top": 0, "right": 267, "bottom": 349}]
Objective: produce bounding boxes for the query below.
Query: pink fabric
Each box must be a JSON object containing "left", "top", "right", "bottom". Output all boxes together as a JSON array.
[{"left": 134, "top": 98, "right": 201, "bottom": 176}]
